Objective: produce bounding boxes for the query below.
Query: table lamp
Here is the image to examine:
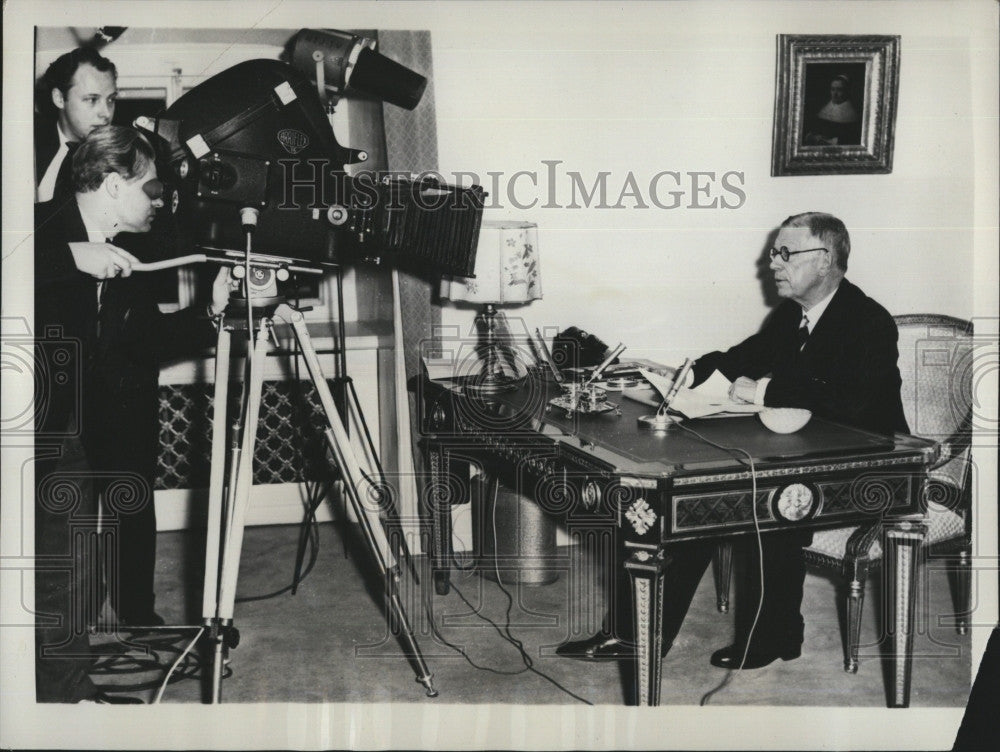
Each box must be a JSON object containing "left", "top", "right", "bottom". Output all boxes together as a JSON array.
[{"left": 440, "top": 221, "right": 541, "bottom": 394}]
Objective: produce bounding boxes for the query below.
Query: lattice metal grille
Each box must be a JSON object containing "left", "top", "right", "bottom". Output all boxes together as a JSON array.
[{"left": 157, "top": 381, "right": 342, "bottom": 489}]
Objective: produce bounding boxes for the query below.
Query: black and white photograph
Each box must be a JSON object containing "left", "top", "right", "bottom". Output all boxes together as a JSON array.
[{"left": 1, "top": 1, "right": 997, "bottom": 750}]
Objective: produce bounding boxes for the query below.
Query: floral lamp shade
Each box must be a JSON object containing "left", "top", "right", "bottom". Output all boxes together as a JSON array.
[{"left": 440, "top": 221, "right": 541, "bottom": 304}]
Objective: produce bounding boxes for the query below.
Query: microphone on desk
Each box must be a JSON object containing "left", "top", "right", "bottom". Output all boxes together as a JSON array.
[
  {"left": 534, "top": 328, "right": 564, "bottom": 383},
  {"left": 657, "top": 358, "right": 694, "bottom": 416},
  {"left": 637, "top": 358, "right": 693, "bottom": 431},
  {"left": 584, "top": 342, "right": 627, "bottom": 387}
]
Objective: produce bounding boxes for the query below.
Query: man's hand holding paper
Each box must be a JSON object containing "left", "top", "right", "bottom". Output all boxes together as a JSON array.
[
  {"left": 639, "top": 368, "right": 764, "bottom": 419},
  {"left": 728, "top": 375, "right": 759, "bottom": 404}
]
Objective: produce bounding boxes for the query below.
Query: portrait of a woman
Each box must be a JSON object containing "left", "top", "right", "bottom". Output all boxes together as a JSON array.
[{"left": 801, "top": 63, "right": 866, "bottom": 146}]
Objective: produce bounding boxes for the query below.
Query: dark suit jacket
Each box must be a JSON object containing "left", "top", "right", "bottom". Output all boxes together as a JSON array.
[
  {"left": 34, "top": 199, "right": 216, "bottom": 475},
  {"left": 690, "top": 279, "right": 909, "bottom": 436},
  {"left": 34, "top": 118, "right": 61, "bottom": 189}
]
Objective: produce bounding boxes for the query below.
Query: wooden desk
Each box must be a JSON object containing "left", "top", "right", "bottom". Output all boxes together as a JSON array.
[{"left": 418, "top": 376, "right": 939, "bottom": 707}]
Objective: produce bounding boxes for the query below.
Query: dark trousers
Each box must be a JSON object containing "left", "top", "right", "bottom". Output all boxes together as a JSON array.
[
  {"left": 34, "top": 432, "right": 99, "bottom": 702},
  {"left": 98, "top": 472, "right": 158, "bottom": 622},
  {"left": 731, "top": 531, "right": 811, "bottom": 648},
  {"left": 609, "top": 531, "right": 812, "bottom": 652}
]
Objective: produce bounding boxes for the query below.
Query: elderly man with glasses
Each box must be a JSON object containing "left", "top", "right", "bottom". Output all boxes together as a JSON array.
[{"left": 558, "top": 211, "right": 908, "bottom": 673}]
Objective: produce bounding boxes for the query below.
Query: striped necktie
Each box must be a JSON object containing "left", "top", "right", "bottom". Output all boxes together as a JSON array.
[{"left": 798, "top": 314, "right": 810, "bottom": 350}]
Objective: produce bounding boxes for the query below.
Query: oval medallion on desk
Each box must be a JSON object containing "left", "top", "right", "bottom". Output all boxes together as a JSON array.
[{"left": 772, "top": 482, "right": 821, "bottom": 522}]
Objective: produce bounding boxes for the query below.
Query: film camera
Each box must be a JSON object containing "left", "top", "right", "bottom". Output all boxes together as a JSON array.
[{"left": 135, "top": 29, "right": 484, "bottom": 276}]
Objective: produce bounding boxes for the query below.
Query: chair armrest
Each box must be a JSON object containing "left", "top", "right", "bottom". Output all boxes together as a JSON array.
[
  {"left": 931, "top": 441, "right": 955, "bottom": 471},
  {"left": 929, "top": 410, "right": 972, "bottom": 471},
  {"left": 845, "top": 522, "right": 883, "bottom": 560}
]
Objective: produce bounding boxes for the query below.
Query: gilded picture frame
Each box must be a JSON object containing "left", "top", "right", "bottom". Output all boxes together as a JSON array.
[{"left": 772, "top": 34, "right": 901, "bottom": 176}]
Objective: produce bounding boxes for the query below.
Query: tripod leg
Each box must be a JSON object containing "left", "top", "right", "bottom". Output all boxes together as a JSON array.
[
  {"left": 217, "top": 324, "right": 270, "bottom": 621},
  {"left": 202, "top": 324, "right": 231, "bottom": 623},
  {"left": 278, "top": 304, "right": 438, "bottom": 697},
  {"left": 211, "top": 637, "right": 225, "bottom": 701},
  {"left": 209, "top": 322, "right": 269, "bottom": 703},
  {"left": 344, "top": 379, "right": 417, "bottom": 581}
]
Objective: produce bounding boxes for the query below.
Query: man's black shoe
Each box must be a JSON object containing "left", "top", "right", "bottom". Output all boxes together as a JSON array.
[
  {"left": 86, "top": 691, "right": 144, "bottom": 704},
  {"left": 555, "top": 634, "right": 635, "bottom": 661},
  {"left": 709, "top": 642, "right": 801, "bottom": 670}
]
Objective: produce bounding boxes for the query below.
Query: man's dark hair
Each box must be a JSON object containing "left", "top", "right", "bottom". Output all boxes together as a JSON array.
[
  {"left": 73, "top": 125, "right": 155, "bottom": 193},
  {"left": 780, "top": 211, "right": 850, "bottom": 272},
  {"left": 37, "top": 47, "right": 118, "bottom": 117}
]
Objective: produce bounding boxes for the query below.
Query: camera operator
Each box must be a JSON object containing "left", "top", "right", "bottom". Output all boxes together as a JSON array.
[
  {"left": 34, "top": 125, "right": 230, "bottom": 701},
  {"left": 36, "top": 46, "right": 186, "bottom": 631}
]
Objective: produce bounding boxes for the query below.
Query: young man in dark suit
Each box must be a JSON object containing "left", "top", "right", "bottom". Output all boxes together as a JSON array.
[
  {"left": 36, "top": 47, "right": 189, "bottom": 628},
  {"left": 35, "top": 46, "right": 118, "bottom": 203},
  {"left": 34, "top": 126, "right": 230, "bottom": 700},
  {"left": 557, "top": 212, "right": 908, "bottom": 670}
]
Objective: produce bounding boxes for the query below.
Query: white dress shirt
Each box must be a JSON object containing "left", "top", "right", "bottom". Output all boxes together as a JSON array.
[
  {"left": 77, "top": 202, "right": 115, "bottom": 309},
  {"left": 36, "top": 124, "right": 72, "bottom": 203}
]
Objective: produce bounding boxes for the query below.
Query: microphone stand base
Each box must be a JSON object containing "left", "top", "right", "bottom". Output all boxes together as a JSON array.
[{"left": 638, "top": 414, "right": 679, "bottom": 432}]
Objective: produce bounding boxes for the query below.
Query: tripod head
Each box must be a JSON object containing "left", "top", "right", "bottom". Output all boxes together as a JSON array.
[
  {"left": 226, "top": 259, "right": 292, "bottom": 312},
  {"left": 218, "top": 205, "right": 325, "bottom": 314}
]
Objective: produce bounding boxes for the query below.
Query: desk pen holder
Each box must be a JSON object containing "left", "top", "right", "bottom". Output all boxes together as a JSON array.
[{"left": 548, "top": 381, "right": 618, "bottom": 415}]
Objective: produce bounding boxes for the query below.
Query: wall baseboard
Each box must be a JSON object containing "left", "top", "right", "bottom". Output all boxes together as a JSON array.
[{"left": 155, "top": 485, "right": 574, "bottom": 553}]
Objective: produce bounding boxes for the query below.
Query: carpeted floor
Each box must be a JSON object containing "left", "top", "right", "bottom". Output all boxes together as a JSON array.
[{"left": 91, "top": 521, "right": 972, "bottom": 708}]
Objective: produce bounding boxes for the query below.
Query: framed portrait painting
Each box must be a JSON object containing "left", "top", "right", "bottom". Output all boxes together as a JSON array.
[{"left": 771, "top": 35, "right": 901, "bottom": 176}]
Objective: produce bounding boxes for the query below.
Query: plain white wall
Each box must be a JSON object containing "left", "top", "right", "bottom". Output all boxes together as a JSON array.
[
  {"left": 23, "top": 3, "right": 993, "bottom": 368},
  {"left": 426, "top": 2, "right": 986, "bottom": 365}
]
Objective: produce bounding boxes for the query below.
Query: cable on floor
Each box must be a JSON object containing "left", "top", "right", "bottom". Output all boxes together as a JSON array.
[
  {"left": 412, "top": 492, "right": 590, "bottom": 702},
  {"left": 484, "top": 477, "right": 593, "bottom": 705},
  {"left": 450, "top": 580, "right": 593, "bottom": 705},
  {"left": 153, "top": 627, "right": 205, "bottom": 703},
  {"left": 422, "top": 581, "right": 531, "bottom": 677},
  {"left": 668, "top": 420, "right": 765, "bottom": 705},
  {"left": 234, "top": 479, "right": 324, "bottom": 603},
  {"left": 88, "top": 627, "right": 232, "bottom": 695}
]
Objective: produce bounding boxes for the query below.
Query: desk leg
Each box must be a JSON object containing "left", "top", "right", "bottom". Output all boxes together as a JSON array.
[
  {"left": 625, "top": 548, "right": 666, "bottom": 706},
  {"left": 885, "top": 520, "right": 927, "bottom": 708},
  {"left": 427, "top": 446, "right": 454, "bottom": 595}
]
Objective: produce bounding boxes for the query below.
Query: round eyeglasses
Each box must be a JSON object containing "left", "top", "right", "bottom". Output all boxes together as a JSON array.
[{"left": 768, "top": 246, "right": 828, "bottom": 262}]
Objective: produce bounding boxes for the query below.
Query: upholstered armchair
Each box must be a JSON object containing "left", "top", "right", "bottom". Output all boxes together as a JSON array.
[{"left": 713, "top": 314, "right": 974, "bottom": 673}]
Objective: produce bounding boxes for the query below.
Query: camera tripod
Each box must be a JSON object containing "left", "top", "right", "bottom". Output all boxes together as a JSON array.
[{"left": 200, "top": 289, "right": 437, "bottom": 702}]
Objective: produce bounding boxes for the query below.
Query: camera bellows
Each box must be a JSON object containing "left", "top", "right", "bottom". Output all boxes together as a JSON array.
[{"left": 337, "top": 175, "right": 486, "bottom": 277}]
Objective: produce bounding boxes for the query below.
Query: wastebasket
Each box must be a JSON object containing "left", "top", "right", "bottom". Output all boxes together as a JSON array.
[{"left": 473, "top": 476, "right": 559, "bottom": 586}]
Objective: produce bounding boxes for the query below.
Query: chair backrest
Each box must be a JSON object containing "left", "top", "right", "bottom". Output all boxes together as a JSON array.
[{"left": 894, "top": 314, "right": 974, "bottom": 488}]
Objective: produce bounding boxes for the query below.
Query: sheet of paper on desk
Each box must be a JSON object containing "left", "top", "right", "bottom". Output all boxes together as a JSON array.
[
  {"left": 638, "top": 368, "right": 764, "bottom": 419},
  {"left": 622, "top": 385, "right": 660, "bottom": 407}
]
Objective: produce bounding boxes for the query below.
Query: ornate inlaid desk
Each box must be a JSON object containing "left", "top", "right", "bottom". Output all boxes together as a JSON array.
[{"left": 418, "top": 376, "right": 939, "bottom": 707}]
